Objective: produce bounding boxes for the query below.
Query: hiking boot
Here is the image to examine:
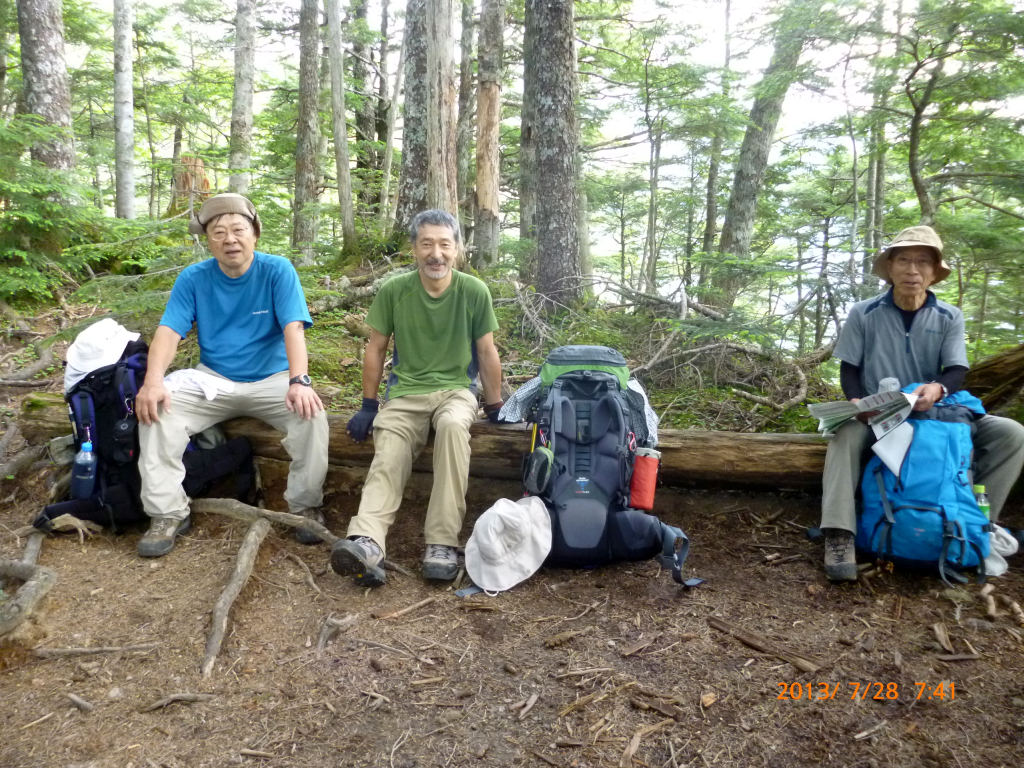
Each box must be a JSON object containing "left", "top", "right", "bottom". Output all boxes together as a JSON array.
[
  {"left": 422, "top": 544, "right": 459, "bottom": 581},
  {"left": 331, "top": 536, "right": 386, "bottom": 587},
  {"left": 138, "top": 516, "right": 192, "bottom": 558},
  {"left": 293, "top": 507, "right": 326, "bottom": 545},
  {"left": 823, "top": 528, "right": 858, "bottom": 582}
]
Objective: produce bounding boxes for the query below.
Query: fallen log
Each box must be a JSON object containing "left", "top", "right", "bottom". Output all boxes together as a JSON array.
[
  {"left": 20, "top": 392, "right": 831, "bottom": 490},
  {"left": 0, "top": 560, "right": 58, "bottom": 636},
  {"left": 964, "top": 341, "right": 1024, "bottom": 411}
]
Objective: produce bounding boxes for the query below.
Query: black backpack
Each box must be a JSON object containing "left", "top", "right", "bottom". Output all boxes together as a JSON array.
[
  {"left": 33, "top": 340, "right": 256, "bottom": 533},
  {"left": 522, "top": 345, "right": 690, "bottom": 582}
]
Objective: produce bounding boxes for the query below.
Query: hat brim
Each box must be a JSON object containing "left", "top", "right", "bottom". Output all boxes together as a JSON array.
[
  {"left": 872, "top": 242, "right": 951, "bottom": 284},
  {"left": 465, "top": 498, "right": 552, "bottom": 592}
]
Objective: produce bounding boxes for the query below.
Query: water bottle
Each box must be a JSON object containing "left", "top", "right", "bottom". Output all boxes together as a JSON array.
[
  {"left": 879, "top": 377, "right": 900, "bottom": 393},
  {"left": 974, "top": 484, "right": 990, "bottom": 519},
  {"left": 70, "top": 441, "right": 98, "bottom": 499}
]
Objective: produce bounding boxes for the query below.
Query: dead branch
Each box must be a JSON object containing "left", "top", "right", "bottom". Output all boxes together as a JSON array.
[
  {"left": 372, "top": 596, "right": 438, "bottom": 620},
  {"left": 284, "top": 552, "right": 322, "bottom": 597},
  {"left": 201, "top": 518, "right": 271, "bottom": 677},
  {"left": 620, "top": 718, "right": 673, "bottom": 767},
  {"left": 707, "top": 616, "right": 822, "bottom": 673},
  {"left": 630, "top": 298, "right": 688, "bottom": 378},
  {"left": 66, "top": 693, "right": 95, "bottom": 712},
  {"left": 0, "top": 560, "right": 58, "bottom": 635},
  {"left": 316, "top": 612, "right": 358, "bottom": 657},
  {"left": 21, "top": 532, "right": 44, "bottom": 566},
  {"left": 140, "top": 693, "right": 216, "bottom": 712},
  {"left": 33, "top": 643, "right": 160, "bottom": 658},
  {"left": 732, "top": 365, "right": 808, "bottom": 412}
]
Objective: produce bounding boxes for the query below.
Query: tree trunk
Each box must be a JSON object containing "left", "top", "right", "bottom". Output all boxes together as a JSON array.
[
  {"left": 642, "top": 125, "right": 662, "bottom": 292},
  {"left": 394, "top": 0, "right": 458, "bottom": 230},
  {"left": 228, "top": 0, "right": 256, "bottom": 195},
  {"left": 292, "top": 0, "right": 321, "bottom": 265},
  {"left": 814, "top": 218, "right": 830, "bottom": 349},
  {"left": 377, "top": 31, "right": 406, "bottom": 225},
  {"left": 113, "top": 0, "right": 135, "bottom": 218},
  {"left": 375, "top": 0, "right": 390, "bottom": 143},
  {"left": 134, "top": 30, "right": 158, "bottom": 218},
  {"left": 351, "top": 0, "right": 378, "bottom": 174},
  {"left": 700, "top": 0, "right": 731, "bottom": 259},
  {"left": 973, "top": 268, "right": 989, "bottom": 363},
  {"left": 525, "top": 0, "right": 579, "bottom": 307},
  {"left": 796, "top": 239, "right": 806, "bottom": 354},
  {"left": 16, "top": 0, "right": 75, "bottom": 169},
  {"left": 518, "top": 0, "right": 538, "bottom": 259},
  {"left": 455, "top": 0, "right": 475, "bottom": 223},
  {"left": 326, "top": 0, "right": 356, "bottom": 255},
  {"left": 712, "top": 1, "right": 817, "bottom": 310},
  {"left": 473, "top": 0, "right": 503, "bottom": 269}
]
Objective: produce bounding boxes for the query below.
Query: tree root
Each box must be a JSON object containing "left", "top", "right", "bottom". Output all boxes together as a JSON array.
[
  {"left": 5, "top": 342, "right": 55, "bottom": 382},
  {"left": 0, "top": 445, "right": 47, "bottom": 481},
  {"left": 0, "top": 560, "right": 58, "bottom": 636}
]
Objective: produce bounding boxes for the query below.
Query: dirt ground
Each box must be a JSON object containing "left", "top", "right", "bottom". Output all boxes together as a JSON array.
[{"left": 2, "top": 469, "right": 1024, "bottom": 768}]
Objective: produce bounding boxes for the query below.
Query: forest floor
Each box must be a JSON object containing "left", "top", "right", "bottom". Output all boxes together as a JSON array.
[{"left": 2, "top": 469, "right": 1024, "bottom": 768}]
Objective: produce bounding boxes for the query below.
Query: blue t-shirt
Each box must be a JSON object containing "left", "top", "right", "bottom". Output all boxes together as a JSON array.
[{"left": 159, "top": 252, "right": 312, "bottom": 382}]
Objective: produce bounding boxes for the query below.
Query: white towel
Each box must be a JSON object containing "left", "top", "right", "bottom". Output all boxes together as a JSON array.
[{"left": 164, "top": 369, "right": 236, "bottom": 401}]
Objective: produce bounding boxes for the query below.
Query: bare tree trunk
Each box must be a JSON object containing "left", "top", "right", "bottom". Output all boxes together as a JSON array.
[
  {"left": 700, "top": 0, "right": 730, "bottom": 258},
  {"left": 395, "top": 0, "right": 458, "bottom": 229},
  {"left": 455, "top": 0, "right": 475, "bottom": 225},
  {"left": 326, "top": 0, "right": 356, "bottom": 255},
  {"left": 973, "top": 268, "right": 989, "bottom": 362},
  {"left": 113, "top": 0, "right": 135, "bottom": 218},
  {"left": 351, "top": 0, "right": 378, "bottom": 174},
  {"left": 377, "top": 31, "right": 406, "bottom": 225},
  {"left": 228, "top": 0, "right": 256, "bottom": 195},
  {"left": 712, "top": 1, "right": 818, "bottom": 310},
  {"left": 473, "top": 0, "right": 502, "bottom": 269},
  {"left": 526, "top": 0, "right": 579, "bottom": 307},
  {"left": 292, "top": 0, "right": 321, "bottom": 265},
  {"left": 375, "top": 0, "right": 390, "bottom": 142},
  {"left": 134, "top": 30, "right": 159, "bottom": 218},
  {"left": 643, "top": 125, "right": 662, "bottom": 292},
  {"left": 518, "top": 0, "right": 537, "bottom": 255},
  {"left": 16, "top": 0, "right": 75, "bottom": 169},
  {"left": 814, "top": 218, "right": 830, "bottom": 349},
  {"left": 796, "top": 239, "right": 806, "bottom": 354}
]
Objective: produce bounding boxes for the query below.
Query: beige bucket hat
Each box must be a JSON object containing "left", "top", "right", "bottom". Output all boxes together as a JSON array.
[
  {"left": 188, "top": 193, "right": 262, "bottom": 238},
  {"left": 872, "top": 225, "right": 950, "bottom": 284}
]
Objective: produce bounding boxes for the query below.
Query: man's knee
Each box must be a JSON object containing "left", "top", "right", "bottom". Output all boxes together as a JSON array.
[{"left": 434, "top": 411, "right": 472, "bottom": 439}]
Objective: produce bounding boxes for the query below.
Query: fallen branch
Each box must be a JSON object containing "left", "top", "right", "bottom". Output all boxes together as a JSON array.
[
  {"left": 21, "top": 532, "right": 44, "bottom": 566},
  {"left": 285, "top": 552, "right": 322, "bottom": 597},
  {"left": 33, "top": 643, "right": 160, "bottom": 658},
  {"left": 0, "top": 445, "right": 47, "bottom": 482},
  {"left": 140, "top": 693, "right": 216, "bottom": 712},
  {"left": 66, "top": 693, "right": 95, "bottom": 712},
  {"left": 732, "top": 366, "right": 809, "bottom": 412},
  {"left": 707, "top": 616, "right": 822, "bottom": 674},
  {"left": 620, "top": 717, "right": 674, "bottom": 767},
  {"left": 201, "top": 518, "right": 271, "bottom": 677},
  {"left": 519, "top": 692, "right": 539, "bottom": 720},
  {"left": 559, "top": 682, "right": 637, "bottom": 717},
  {"left": 0, "top": 559, "right": 58, "bottom": 635},
  {"left": 372, "top": 596, "right": 438, "bottom": 620},
  {"left": 316, "top": 612, "right": 358, "bottom": 658}
]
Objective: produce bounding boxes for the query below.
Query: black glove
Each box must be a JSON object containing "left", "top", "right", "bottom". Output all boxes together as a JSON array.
[
  {"left": 347, "top": 398, "right": 379, "bottom": 442},
  {"left": 484, "top": 400, "right": 504, "bottom": 424}
]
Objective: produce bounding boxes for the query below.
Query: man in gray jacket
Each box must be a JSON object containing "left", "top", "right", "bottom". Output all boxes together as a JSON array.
[{"left": 820, "top": 225, "right": 1024, "bottom": 581}]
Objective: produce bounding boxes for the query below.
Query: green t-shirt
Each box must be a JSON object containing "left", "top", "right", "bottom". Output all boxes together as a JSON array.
[{"left": 366, "top": 269, "right": 499, "bottom": 398}]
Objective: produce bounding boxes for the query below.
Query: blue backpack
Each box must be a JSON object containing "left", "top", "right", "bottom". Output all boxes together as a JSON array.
[{"left": 857, "top": 385, "right": 990, "bottom": 584}]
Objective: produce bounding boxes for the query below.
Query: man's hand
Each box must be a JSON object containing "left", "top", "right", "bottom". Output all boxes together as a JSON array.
[
  {"left": 286, "top": 383, "right": 325, "bottom": 420},
  {"left": 911, "top": 382, "right": 944, "bottom": 411},
  {"left": 136, "top": 381, "right": 173, "bottom": 425},
  {"left": 483, "top": 400, "right": 504, "bottom": 424},
  {"left": 347, "top": 398, "right": 379, "bottom": 442}
]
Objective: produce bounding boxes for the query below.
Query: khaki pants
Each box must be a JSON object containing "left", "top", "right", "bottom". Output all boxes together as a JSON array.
[
  {"left": 821, "top": 414, "right": 1024, "bottom": 532},
  {"left": 139, "top": 366, "right": 329, "bottom": 521},
  {"left": 347, "top": 389, "right": 477, "bottom": 556}
]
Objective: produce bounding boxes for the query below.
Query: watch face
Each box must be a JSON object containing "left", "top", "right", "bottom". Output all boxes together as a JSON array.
[{"left": 292, "top": 374, "right": 312, "bottom": 386}]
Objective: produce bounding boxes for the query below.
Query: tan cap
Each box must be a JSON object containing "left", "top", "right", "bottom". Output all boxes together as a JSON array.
[
  {"left": 188, "top": 193, "right": 262, "bottom": 238},
  {"left": 872, "top": 224, "right": 950, "bottom": 284}
]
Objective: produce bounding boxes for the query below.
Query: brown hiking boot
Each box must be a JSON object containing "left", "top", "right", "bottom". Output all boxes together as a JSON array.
[
  {"left": 823, "top": 529, "right": 858, "bottom": 582},
  {"left": 294, "top": 508, "right": 326, "bottom": 545},
  {"left": 138, "top": 516, "right": 192, "bottom": 558}
]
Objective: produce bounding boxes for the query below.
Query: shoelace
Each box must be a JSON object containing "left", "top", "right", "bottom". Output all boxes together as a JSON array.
[
  {"left": 827, "top": 534, "right": 852, "bottom": 557},
  {"left": 427, "top": 544, "right": 456, "bottom": 562}
]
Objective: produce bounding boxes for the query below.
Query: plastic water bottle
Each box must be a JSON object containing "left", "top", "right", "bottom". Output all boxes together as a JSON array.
[
  {"left": 70, "top": 441, "right": 97, "bottom": 499},
  {"left": 879, "top": 377, "right": 900, "bottom": 393},
  {"left": 974, "top": 484, "right": 990, "bottom": 519}
]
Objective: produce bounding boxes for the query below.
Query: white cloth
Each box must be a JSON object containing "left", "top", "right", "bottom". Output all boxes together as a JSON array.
[
  {"left": 465, "top": 497, "right": 552, "bottom": 593},
  {"left": 984, "top": 524, "right": 1020, "bottom": 578},
  {"left": 64, "top": 318, "right": 140, "bottom": 391},
  {"left": 164, "top": 369, "right": 237, "bottom": 401}
]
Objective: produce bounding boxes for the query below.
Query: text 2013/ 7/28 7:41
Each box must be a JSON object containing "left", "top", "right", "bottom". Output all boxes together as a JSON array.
[{"left": 777, "top": 682, "right": 955, "bottom": 701}]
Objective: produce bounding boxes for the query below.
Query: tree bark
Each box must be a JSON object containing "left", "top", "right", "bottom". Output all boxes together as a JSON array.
[
  {"left": 351, "top": 0, "right": 378, "bottom": 174},
  {"left": 113, "top": 0, "right": 135, "bottom": 219},
  {"left": 518, "top": 0, "right": 538, "bottom": 259},
  {"left": 228, "top": 0, "right": 256, "bottom": 195},
  {"left": 455, "top": 0, "right": 475, "bottom": 223},
  {"left": 378, "top": 31, "right": 406, "bottom": 225},
  {"left": 375, "top": 0, "right": 390, "bottom": 142},
  {"left": 16, "top": 0, "right": 75, "bottom": 169},
  {"left": 712, "top": 1, "right": 817, "bottom": 310},
  {"left": 326, "top": 0, "right": 356, "bottom": 255},
  {"left": 525, "top": 0, "right": 580, "bottom": 307},
  {"left": 395, "top": 0, "right": 458, "bottom": 230},
  {"left": 473, "top": 0, "right": 503, "bottom": 268},
  {"left": 292, "top": 0, "right": 321, "bottom": 265},
  {"left": 700, "top": 0, "right": 731, "bottom": 260}
]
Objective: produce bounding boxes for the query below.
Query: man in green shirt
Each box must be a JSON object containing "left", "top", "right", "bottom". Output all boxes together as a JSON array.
[{"left": 332, "top": 209, "right": 504, "bottom": 587}]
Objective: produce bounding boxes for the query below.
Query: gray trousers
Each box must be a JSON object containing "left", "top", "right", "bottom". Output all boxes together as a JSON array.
[
  {"left": 139, "top": 367, "right": 329, "bottom": 521},
  {"left": 821, "top": 414, "right": 1024, "bottom": 532}
]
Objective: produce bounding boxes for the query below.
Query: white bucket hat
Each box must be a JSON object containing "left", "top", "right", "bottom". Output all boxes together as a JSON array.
[
  {"left": 64, "top": 318, "right": 140, "bottom": 391},
  {"left": 465, "top": 497, "right": 552, "bottom": 593}
]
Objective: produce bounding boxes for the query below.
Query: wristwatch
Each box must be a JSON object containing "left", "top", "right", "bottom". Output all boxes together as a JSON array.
[
  {"left": 289, "top": 374, "right": 312, "bottom": 387},
  {"left": 931, "top": 381, "right": 949, "bottom": 400}
]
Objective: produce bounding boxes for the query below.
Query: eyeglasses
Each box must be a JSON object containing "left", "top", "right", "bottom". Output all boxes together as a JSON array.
[
  {"left": 891, "top": 256, "right": 935, "bottom": 270},
  {"left": 207, "top": 227, "right": 253, "bottom": 242}
]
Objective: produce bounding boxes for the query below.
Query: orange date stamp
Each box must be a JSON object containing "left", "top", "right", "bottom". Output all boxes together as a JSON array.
[{"left": 777, "top": 682, "right": 956, "bottom": 701}]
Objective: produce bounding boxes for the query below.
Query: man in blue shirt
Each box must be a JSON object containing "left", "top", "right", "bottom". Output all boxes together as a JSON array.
[
  {"left": 134, "top": 193, "right": 329, "bottom": 557},
  {"left": 820, "top": 225, "right": 1024, "bottom": 581}
]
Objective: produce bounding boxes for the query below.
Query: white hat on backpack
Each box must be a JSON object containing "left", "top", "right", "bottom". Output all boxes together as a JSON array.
[
  {"left": 64, "top": 318, "right": 140, "bottom": 392},
  {"left": 465, "top": 496, "right": 552, "bottom": 593}
]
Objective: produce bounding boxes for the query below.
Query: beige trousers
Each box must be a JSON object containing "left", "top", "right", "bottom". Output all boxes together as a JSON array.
[
  {"left": 820, "top": 414, "right": 1024, "bottom": 532},
  {"left": 139, "top": 366, "right": 329, "bottom": 521},
  {"left": 347, "top": 388, "right": 478, "bottom": 556}
]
